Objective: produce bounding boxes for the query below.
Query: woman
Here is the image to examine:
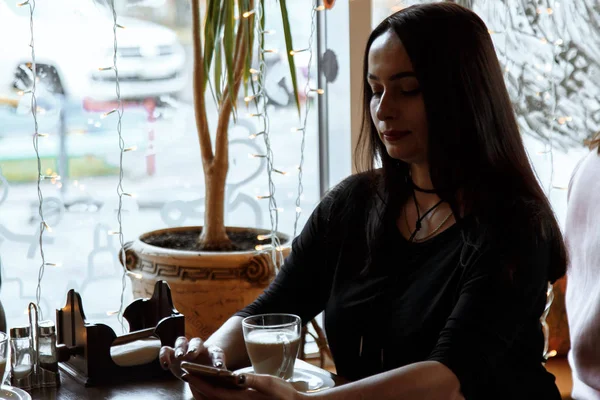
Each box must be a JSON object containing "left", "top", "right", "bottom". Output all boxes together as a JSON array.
[
  {"left": 160, "top": 3, "right": 567, "bottom": 399},
  {"left": 564, "top": 131, "right": 600, "bottom": 400}
]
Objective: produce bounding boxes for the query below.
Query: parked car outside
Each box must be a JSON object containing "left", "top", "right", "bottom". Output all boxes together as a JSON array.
[{"left": 0, "top": 0, "right": 187, "bottom": 105}]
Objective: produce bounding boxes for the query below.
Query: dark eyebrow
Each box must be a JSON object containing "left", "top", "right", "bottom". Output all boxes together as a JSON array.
[{"left": 367, "top": 71, "right": 416, "bottom": 81}]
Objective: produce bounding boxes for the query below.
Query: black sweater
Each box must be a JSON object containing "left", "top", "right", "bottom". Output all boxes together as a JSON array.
[{"left": 237, "top": 173, "right": 561, "bottom": 399}]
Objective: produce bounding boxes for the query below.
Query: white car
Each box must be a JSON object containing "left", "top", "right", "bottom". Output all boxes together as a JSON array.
[{"left": 0, "top": 0, "right": 187, "bottom": 103}]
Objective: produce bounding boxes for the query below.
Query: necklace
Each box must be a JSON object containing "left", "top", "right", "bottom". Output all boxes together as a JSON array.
[
  {"left": 406, "top": 171, "right": 438, "bottom": 194},
  {"left": 404, "top": 208, "right": 454, "bottom": 242},
  {"left": 407, "top": 176, "right": 437, "bottom": 194},
  {"left": 406, "top": 188, "right": 444, "bottom": 243}
]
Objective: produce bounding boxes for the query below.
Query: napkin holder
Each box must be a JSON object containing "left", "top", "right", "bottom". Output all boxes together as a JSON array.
[{"left": 55, "top": 280, "right": 185, "bottom": 386}]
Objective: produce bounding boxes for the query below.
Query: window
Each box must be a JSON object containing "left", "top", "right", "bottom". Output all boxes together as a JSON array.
[{"left": 0, "top": 0, "right": 321, "bottom": 332}]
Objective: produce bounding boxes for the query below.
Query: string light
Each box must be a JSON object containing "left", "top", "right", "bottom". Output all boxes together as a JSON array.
[
  {"left": 20, "top": 0, "right": 52, "bottom": 320},
  {"left": 248, "top": 0, "right": 295, "bottom": 272},
  {"left": 40, "top": 175, "right": 60, "bottom": 181},
  {"left": 108, "top": 0, "right": 129, "bottom": 332},
  {"left": 257, "top": 234, "right": 273, "bottom": 241},
  {"left": 249, "top": 131, "right": 265, "bottom": 139},
  {"left": 255, "top": 244, "right": 283, "bottom": 252},
  {"left": 101, "top": 109, "right": 117, "bottom": 119},
  {"left": 272, "top": 169, "right": 287, "bottom": 175},
  {"left": 309, "top": 88, "right": 325, "bottom": 94},
  {"left": 44, "top": 262, "right": 61, "bottom": 267},
  {"left": 126, "top": 271, "right": 142, "bottom": 279},
  {"left": 249, "top": 153, "right": 267, "bottom": 158},
  {"left": 242, "top": 10, "right": 255, "bottom": 18},
  {"left": 292, "top": 0, "right": 318, "bottom": 237},
  {"left": 514, "top": 0, "right": 566, "bottom": 361},
  {"left": 123, "top": 146, "right": 137, "bottom": 152},
  {"left": 244, "top": 93, "right": 263, "bottom": 102},
  {"left": 546, "top": 350, "right": 558, "bottom": 358},
  {"left": 289, "top": 48, "right": 309, "bottom": 56},
  {"left": 35, "top": 132, "right": 49, "bottom": 138},
  {"left": 98, "top": 66, "right": 113, "bottom": 71}
]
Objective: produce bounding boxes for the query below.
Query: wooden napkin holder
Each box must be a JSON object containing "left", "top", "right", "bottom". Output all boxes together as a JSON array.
[{"left": 55, "top": 280, "right": 185, "bottom": 386}]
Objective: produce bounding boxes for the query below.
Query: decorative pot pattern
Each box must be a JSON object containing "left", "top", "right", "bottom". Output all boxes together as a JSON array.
[{"left": 121, "top": 226, "right": 290, "bottom": 340}]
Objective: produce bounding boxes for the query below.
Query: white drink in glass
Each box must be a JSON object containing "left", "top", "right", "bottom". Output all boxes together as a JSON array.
[{"left": 12, "top": 365, "right": 32, "bottom": 379}]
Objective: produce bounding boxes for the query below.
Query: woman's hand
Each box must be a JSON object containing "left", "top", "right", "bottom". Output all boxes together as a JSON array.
[
  {"left": 160, "top": 336, "right": 226, "bottom": 378},
  {"left": 183, "top": 372, "right": 309, "bottom": 400}
]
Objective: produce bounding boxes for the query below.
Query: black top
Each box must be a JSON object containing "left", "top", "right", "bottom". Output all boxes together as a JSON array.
[{"left": 236, "top": 173, "right": 561, "bottom": 399}]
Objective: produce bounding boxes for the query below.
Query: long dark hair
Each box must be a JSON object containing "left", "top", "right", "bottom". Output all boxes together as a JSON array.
[{"left": 354, "top": 3, "right": 567, "bottom": 283}]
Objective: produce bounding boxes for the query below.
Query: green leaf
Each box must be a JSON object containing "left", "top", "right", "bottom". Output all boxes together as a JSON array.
[
  {"left": 260, "top": 0, "right": 266, "bottom": 36},
  {"left": 203, "top": 0, "right": 221, "bottom": 94},
  {"left": 223, "top": 0, "right": 236, "bottom": 112},
  {"left": 214, "top": 34, "right": 223, "bottom": 103},
  {"left": 278, "top": 0, "right": 301, "bottom": 117},
  {"left": 242, "top": 0, "right": 254, "bottom": 99}
]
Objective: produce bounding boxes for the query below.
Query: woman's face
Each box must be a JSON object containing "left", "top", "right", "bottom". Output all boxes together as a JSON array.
[{"left": 367, "top": 30, "right": 428, "bottom": 165}]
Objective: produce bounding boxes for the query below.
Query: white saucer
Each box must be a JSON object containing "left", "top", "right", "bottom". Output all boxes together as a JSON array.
[
  {"left": 0, "top": 385, "right": 32, "bottom": 400},
  {"left": 234, "top": 366, "right": 335, "bottom": 393}
]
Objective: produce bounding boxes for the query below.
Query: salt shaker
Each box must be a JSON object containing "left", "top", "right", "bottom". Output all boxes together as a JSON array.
[
  {"left": 10, "top": 326, "right": 34, "bottom": 390},
  {"left": 37, "top": 320, "right": 60, "bottom": 387}
]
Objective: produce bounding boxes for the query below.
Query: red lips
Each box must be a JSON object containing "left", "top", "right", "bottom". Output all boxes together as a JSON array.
[{"left": 382, "top": 130, "right": 411, "bottom": 141}]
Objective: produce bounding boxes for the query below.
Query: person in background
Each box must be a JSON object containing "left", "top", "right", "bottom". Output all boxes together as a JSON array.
[
  {"left": 160, "top": 3, "right": 567, "bottom": 399},
  {"left": 565, "top": 131, "right": 600, "bottom": 400}
]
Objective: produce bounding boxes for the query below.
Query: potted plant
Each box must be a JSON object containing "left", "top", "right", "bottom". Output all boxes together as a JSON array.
[{"left": 121, "top": 0, "right": 302, "bottom": 341}]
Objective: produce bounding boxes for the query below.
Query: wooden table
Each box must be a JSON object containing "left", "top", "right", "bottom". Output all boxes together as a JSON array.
[{"left": 29, "top": 359, "right": 343, "bottom": 400}]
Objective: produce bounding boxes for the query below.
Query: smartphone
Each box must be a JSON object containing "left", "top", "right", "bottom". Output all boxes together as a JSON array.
[{"left": 180, "top": 361, "right": 244, "bottom": 390}]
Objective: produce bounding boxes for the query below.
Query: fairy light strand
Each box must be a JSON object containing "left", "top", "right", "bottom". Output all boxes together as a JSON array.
[
  {"left": 499, "top": 0, "right": 560, "bottom": 361},
  {"left": 22, "top": 0, "right": 47, "bottom": 320},
  {"left": 487, "top": 0, "right": 560, "bottom": 360},
  {"left": 108, "top": 0, "right": 128, "bottom": 333},
  {"left": 254, "top": 0, "right": 283, "bottom": 270},
  {"left": 540, "top": 0, "right": 568, "bottom": 361},
  {"left": 292, "top": 0, "right": 319, "bottom": 238}
]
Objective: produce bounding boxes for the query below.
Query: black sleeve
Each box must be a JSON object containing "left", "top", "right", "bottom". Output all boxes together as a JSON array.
[
  {"left": 234, "top": 175, "right": 359, "bottom": 326},
  {"left": 427, "top": 240, "right": 550, "bottom": 398}
]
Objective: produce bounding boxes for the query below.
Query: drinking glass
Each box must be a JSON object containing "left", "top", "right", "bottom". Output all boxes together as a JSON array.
[{"left": 242, "top": 314, "right": 301, "bottom": 380}]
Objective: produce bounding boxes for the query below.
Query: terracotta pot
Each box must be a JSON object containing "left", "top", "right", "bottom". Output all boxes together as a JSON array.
[{"left": 121, "top": 226, "right": 291, "bottom": 340}]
